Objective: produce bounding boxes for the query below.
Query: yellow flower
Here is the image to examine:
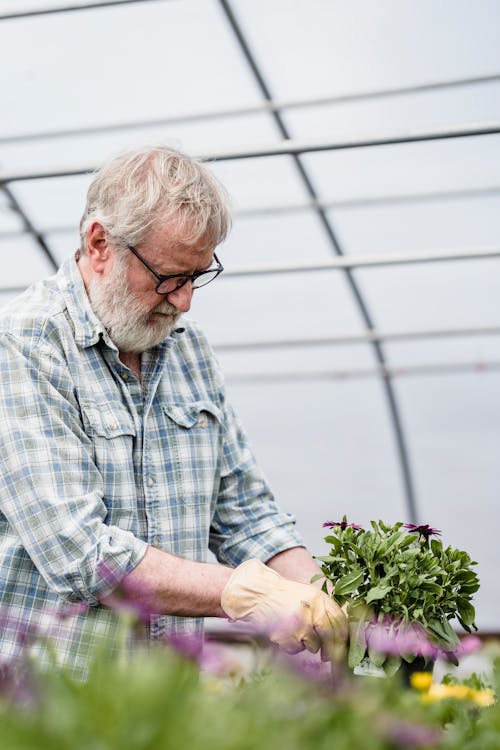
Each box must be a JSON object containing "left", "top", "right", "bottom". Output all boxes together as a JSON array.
[
  {"left": 410, "top": 672, "right": 433, "bottom": 692},
  {"left": 421, "top": 683, "right": 495, "bottom": 707},
  {"left": 469, "top": 688, "right": 495, "bottom": 707}
]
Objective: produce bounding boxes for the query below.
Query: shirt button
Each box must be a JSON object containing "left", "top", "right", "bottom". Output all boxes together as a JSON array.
[
  {"left": 107, "top": 421, "right": 117, "bottom": 430},
  {"left": 152, "top": 537, "right": 159, "bottom": 548},
  {"left": 147, "top": 477, "right": 155, "bottom": 487},
  {"left": 121, "top": 371, "right": 129, "bottom": 380},
  {"left": 198, "top": 416, "right": 208, "bottom": 428}
]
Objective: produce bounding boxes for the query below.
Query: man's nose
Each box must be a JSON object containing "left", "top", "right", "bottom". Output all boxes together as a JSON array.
[{"left": 167, "top": 281, "right": 193, "bottom": 312}]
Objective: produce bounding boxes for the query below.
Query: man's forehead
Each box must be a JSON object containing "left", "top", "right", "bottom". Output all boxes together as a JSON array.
[
  {"left": 142, "top": 220, "right": 215, "bottom": 272},
  {"left": 146, "top": 217, "right": 214, "bottom": 253}
]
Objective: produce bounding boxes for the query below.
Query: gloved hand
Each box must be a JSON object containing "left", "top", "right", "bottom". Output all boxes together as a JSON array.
[{"left": 221, "top": 559, "right": 347, "bottom": 661}]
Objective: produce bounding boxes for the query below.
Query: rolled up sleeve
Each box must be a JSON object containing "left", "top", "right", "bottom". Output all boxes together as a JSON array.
[{"left": 209, "top": 400, "right": 304, "bottom": 567}]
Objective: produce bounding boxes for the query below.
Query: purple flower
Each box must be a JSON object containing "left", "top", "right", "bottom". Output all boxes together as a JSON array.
[
  {"left": 364, "top": 619, "right": 480, "bottom": 664},
  {"left": 0, "top": 660, "right": 37, "bottom": 707},
  {"left": 166, "top": 633, "right": 240, "bottom": 677},
  {"left": 449, "top": 635, "right": 482, "bottom": 659},
  {"left": 366, "top": 620, "right": 438, "bottom": 659},
  {"left": 403, "top": 524, "right": 441, "bottom": 539},
  {"left": 323, "top": 520, "right": 363, "bottom": 530},
  {"left": 383, "top": 719, "right": 442, "bottom": 748}
]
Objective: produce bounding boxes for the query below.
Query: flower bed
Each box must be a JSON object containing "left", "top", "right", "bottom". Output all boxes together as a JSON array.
[{"left": 0, "top": 628, "right": 497, "bottom": 750}]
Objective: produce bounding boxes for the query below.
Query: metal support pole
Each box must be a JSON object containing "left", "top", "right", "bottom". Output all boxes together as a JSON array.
[
  {"left": 0, "top": 0, "right": 164, "bottom": 21},
  {"left": 0, "top": 185, "right": 58, "bottom": 271}
]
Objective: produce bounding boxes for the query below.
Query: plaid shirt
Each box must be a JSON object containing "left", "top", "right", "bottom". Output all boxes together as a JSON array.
[{"left": 0, "top": 255, "right": 302, "bottom": 674}]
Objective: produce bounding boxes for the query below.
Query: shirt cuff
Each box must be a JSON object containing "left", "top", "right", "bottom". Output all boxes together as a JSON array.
[{"left": 214, "top": 514, "right": 305, "bottom": 568}]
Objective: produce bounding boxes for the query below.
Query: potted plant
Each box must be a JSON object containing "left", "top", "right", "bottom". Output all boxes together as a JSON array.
[{"left": 314, "top": 518, "right": 480, "bottom": 678}]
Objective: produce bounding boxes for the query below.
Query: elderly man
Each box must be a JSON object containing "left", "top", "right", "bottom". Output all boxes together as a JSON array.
[{"left": 0, "top": 146, "right": 346, "bottom": 674}]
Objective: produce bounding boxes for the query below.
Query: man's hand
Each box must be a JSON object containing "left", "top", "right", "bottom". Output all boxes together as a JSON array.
[{"left": 221, "top": 559, "right": 347, "bottom": 662}]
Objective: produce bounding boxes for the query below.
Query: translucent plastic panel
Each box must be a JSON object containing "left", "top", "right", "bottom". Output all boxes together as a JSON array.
[
  {"left": 215, "top": 342, "right": 375, "bottom": 379},
  {"left": 191, "top": 268, "right": 367, "bottom": 344},
  {"left": 210, "top": 156, "right": 309, "bottom": 212},
  {"left": 393, "top": 373, "right": 500, "bottom": 630},
  {"left": 8, "top": 177, "right": 91, "bottom": 231},
  {"left": 44, "top": 230, "right": 81, "bottom": 266},
  {"left": 0, "top": 236, "right": 55, "bottom": 285},
  {"left": 327, "top": 196, "right": 500, "bottom": 257},
  {"left": 282, "top": 81, "right": 500, "bottom": 143},
  {"left": 0, "top": 0, "right": 263, "bottom": 135},
  {"left": 353, "top": 259, "right": 500, "bottom": 330},
  {"left": 301, "top": 136, "right": 500, "bottom": 205},
  {"left": 220, "top": 211, "right": 337, "bottom": 268},
  {"left": 231, "top": 0, "right": 500, "bottom": 99},
  {"left": 384, "top": 336, "right": 500, "bottom": 369},
  {"left": 225, "top": 378, "right": 406, "bottom": 558}
]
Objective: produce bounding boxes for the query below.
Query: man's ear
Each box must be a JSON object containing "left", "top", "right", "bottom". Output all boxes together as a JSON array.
[{"left": 86, "top": 222, "right": 111, "bottom": 274}]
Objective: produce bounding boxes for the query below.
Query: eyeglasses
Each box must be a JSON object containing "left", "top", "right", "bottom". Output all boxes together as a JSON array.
[{"left": 127, "top": 244, "right": 224, "bottom": 296}]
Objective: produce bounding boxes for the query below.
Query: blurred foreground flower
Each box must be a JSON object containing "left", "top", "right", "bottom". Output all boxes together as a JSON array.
[
  {"left": 366, "top": 621, "right": 482, "bottom": 662},
  {"left": 411, "top": 671, "right": 495, "bottom": 706},
  {"left": 381, "top": 718, "right": 442, "bottom": 748}
]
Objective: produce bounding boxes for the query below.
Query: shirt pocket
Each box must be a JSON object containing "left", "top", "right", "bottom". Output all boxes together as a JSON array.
[
  {"left": 80, "top": 400, "right": 138, "bottom": 518},
  {"left": 160, "top": 400, "right": 223, "bottom": 507}
]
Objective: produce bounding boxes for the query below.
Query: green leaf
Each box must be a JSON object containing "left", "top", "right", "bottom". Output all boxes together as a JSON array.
[
  {"left": 309, "top": 573, "right": 324, "bottom": 584},
  {"left": 427, "top": 618, "right": 460, "bottom": 648},
  {"left": 367, "top": 641, "right": 386, "bottom": 668},
  {"left": 348, "top": 615, "right": 367, "bottom": 669},
  {"left": 334, "top": 569, "right": 365, "bottom": 596},
  {"left": 383, "top": 655, "right": 402, "bottom": 677},
  {"left": 365, "top": 583, "right": 393, "bottom": 604},
  {"left": 456, "top": 599, "right": 476, "bottom": 626}
]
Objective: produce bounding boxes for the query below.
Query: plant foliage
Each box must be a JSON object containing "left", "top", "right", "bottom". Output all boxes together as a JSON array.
[{"left": 315, "top": 519, "right": 480, "bottom": 669}]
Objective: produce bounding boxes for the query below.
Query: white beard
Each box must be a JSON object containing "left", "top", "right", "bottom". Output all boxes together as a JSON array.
[{"left": 87, "top": 253, "right": 181, "bottom": 353}]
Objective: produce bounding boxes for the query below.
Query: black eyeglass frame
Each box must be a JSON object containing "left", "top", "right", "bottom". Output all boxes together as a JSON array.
[{"left": 127, "top": 244, "right": 224, "bottom": 296}]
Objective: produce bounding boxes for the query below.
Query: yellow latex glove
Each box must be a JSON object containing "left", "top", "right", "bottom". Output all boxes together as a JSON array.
[{"left": 221, "top": 559, "right": 347, "bottom": 661}]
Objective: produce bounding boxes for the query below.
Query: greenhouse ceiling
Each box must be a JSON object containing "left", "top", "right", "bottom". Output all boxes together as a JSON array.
[{"left": 0, "top": 0, "right": 499, "bottom": 631}]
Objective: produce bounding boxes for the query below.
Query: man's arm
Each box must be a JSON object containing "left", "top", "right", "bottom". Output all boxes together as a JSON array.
[
  {"left": 109, "top": 545, "right": 232, "bottom": 618},
  {"left": 265, "top": 545, "right": 322, "bottom": 584},
  {"left": 106, "top": 544, "right": 325, "bottom": 618}
]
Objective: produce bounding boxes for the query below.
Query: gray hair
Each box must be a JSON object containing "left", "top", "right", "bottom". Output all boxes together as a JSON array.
[{"left": 79, "top": 145, "right": 231, "bottom": 252}]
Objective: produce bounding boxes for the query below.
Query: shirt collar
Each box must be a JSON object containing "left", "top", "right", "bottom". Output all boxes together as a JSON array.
[{"left": 56, "top": 252, "right": 114, "bottom": 350}]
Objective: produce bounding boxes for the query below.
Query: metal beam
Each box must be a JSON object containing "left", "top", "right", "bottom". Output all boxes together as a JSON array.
[
  {"left": 222, "top": 247, "right": 500, "bottom": 277},
  {"left": 214, "top": 326, "right": 500, "bottom": 352},
  {"left": 0, "top": 0, "right": 164, "bottom": 21},
  {"left": 236, "top": 185, "right": 500, "bottom": 217},
  {"left": 0, "top": 73, "right": 498, "bottom": 145},
  {"left": 199, "top": 121, "right": 500, "bottom": 161},
  {"left": 2, "top": 121, "right": 500, "bottom": 184},
  {"left": 226, "top": 360, "right": 500, "bottom": 385},
  {"left": 0, "top": 245, "right": 497, "bottom": 277},
  {"left": 0, "top": 186, "right": 58, "bottom": 271}
]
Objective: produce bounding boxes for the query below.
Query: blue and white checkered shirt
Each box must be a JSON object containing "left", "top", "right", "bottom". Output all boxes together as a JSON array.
[{"left": 0, "top": 255, "right": 302, "bottom": 673}]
